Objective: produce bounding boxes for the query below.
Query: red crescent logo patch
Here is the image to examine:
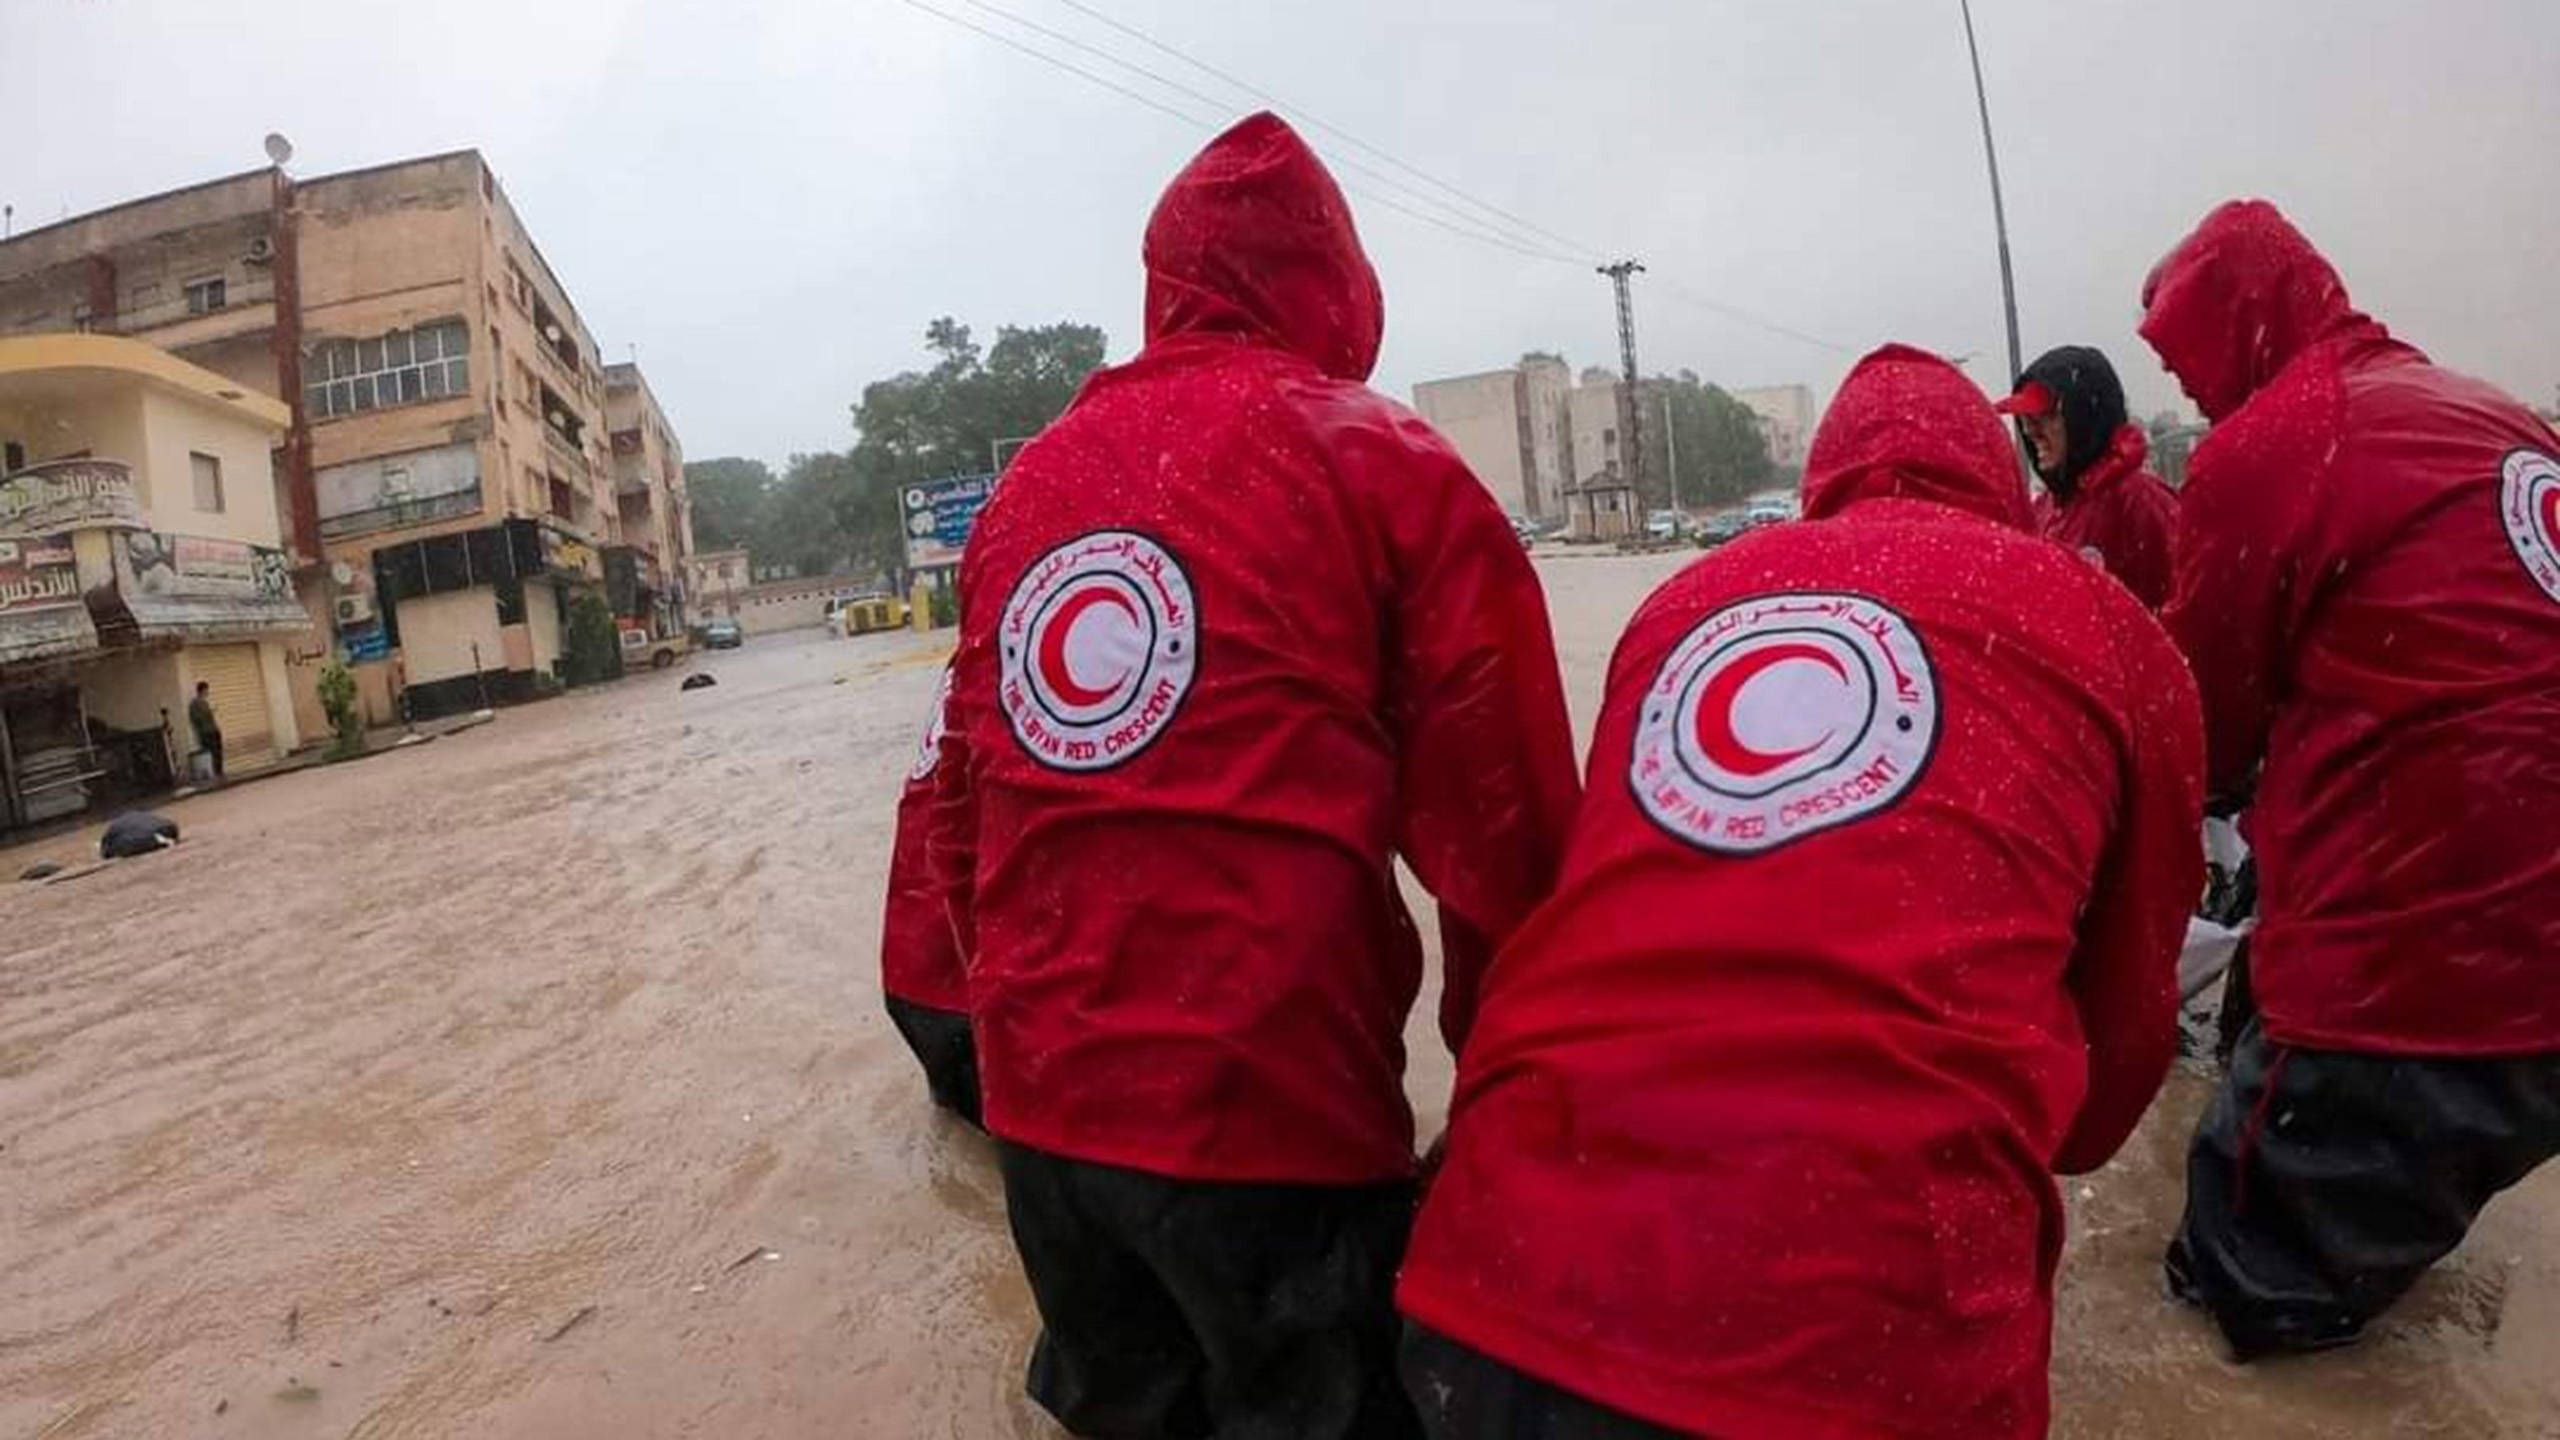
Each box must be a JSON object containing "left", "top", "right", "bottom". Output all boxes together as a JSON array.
[
  {"left": 2507, "top": 450, "right": 2560, "bottom": 606},
  {"left": 907, "top": 664, "right": 953, "bottom": 783},
  {"left": 1631, "top": 592, "right": 1937, "bottom": 854},
  {"left": 999, "top": 531, "right": 1198, "bottom": 771}
]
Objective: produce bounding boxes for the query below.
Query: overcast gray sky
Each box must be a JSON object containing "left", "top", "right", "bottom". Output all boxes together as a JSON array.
[{"left": 12, "top": 0, "right": 2557, "bottom": 466}]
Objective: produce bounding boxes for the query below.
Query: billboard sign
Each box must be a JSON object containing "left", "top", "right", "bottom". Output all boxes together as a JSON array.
[
  {"left": 0, "top": 535, "right": 80, "bottom": 614},
  {"left": 0, "top": 459, "right": 144, "bottom": 537},
  {"left": 902, "top": 473, "right": 996, "bottom": 571}
]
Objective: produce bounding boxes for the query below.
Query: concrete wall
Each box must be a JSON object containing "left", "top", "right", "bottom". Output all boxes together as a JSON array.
[
  {"left": 525, "top": 578, "right": 563, "bottom": 674},
  {"left": 1412, "top": 369, "right": 1532, "bottom": 517},
  {"left": 1568, "top": 381, "right": 1624, "bottom": 484},
  {"left": 79, "top": 649, "right": 184, "bottom": 735},
  {"left": 134, "top": 387, "right": 286, "bottom": 547},
  {"left": 737, "top": 580, "right": 867, "bottom": 635}
]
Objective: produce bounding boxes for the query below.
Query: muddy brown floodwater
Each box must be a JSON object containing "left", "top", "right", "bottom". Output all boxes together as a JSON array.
[{"left": 4, "top": 551, "right": 2556, "bottom": 1438}]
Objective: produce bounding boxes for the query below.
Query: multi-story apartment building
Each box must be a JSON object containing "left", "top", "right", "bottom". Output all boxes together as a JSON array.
[
  {"left": 0, "top": 334, "right": 311, "bottom": 826},
  {"left": 602, "top": 361, "right": 692, "bottom": 640},
  {"left": 1730, "top": 384, "right": 1818, "bottom": 470},
  {"left": 0, "top": 150, "right": 669, "bottom": 723},
  {"left": 1410, "top": 354, "right": 1575, "bottom": 520}
]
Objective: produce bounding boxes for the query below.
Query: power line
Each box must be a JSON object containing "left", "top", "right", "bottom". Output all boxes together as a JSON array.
[
  {"left": 1043, "top": 0, "right": 1610, "bottom": 263},
  {"left": 899, "top": 0, "right": 1586, "bottom": 265},
  {"left": 1653, "top": 276, "right": 1857, "bottom": 355},
  {"left": 894, "top": 0, "right": 1208, "bottom": 131},
  {"left": 945, "top": 0, "right": 1589, "bottom": 263}
]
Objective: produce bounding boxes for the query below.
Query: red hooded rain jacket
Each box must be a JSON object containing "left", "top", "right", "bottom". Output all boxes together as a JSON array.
[
  {"left": 931, "top": 113, "right": 1581, "bottom": 1184},
  {"left": 2145, "top": 200, "right": 2560, "bottom": 1056},
  {"left": 1397, "top": 345, "right": 2203, "bottom": 1440},
  {"left": 882, "top": 665, "right": 965, "bottom": 1012},
  {"left": 2035, "top": 422, "right": 2179, "bottom": 610}
]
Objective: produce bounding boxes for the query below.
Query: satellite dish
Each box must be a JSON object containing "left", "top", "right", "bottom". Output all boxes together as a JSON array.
[{"left": 264, "top": 133, "right": 295, "bottom": 166}]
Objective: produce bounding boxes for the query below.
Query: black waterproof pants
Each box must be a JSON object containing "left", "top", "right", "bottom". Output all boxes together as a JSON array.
[
  {"left": 883, "top": 995, "right": 982, "bottom": 1129},
  {"left": 1400, "top": 1324, "right": 1687, "bottom": 1439},
  {"left": 996, "top": 1141, "right": 1421, "bottom": 1439},
  {"left": 2169, "top": 1017, "right": 2560, "bottom": 1360}
]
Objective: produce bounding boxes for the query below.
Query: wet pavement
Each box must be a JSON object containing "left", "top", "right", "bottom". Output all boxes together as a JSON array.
[{"left": 3, "top": 553, "right": 2555, "bottom": 1437}]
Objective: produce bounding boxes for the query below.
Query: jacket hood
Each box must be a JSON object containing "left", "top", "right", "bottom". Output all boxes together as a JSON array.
[
  {"left": 2014, "top": 344, "right": 2128, "bottom": 494},
  {"left": 1801, "top": 344, "right": 2033, "bottom": 530},
  {"left": 2138, "top": 199, "right": 2371, "bottom": 422},
  {"left": 1142, "top": 112, "right": 1383, "bottom": 382}
]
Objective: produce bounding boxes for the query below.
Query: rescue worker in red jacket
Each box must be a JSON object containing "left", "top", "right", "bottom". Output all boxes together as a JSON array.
[
  {"left": 880, "top": 665, "right": 978, "bottom": 1127},
  {"left": 1993, "top": 344, "right": 2180, "bottom": 609},
  {"left": 930, "top": 112, "right": 1580, "bottom": 1439},
  {"left": 2144, "top": 199, "right": 2560, "bottom": 1360},
  {"left": 1396, "top": 344, "right": 2204, "bottom": 1440}
]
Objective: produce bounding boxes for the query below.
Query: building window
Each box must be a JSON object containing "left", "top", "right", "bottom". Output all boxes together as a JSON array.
[
  {"left": 191, "top": 452, "right": 225, "bottom": 513},
  {"left": 305, "top": 319, "right": 470, "bottom": 421},
  {"left": 184, "top": 277, "right": 228, "bottom": 315}
]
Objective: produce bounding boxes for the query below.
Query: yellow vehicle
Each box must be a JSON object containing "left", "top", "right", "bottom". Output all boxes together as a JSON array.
[{"left": 833, "top": 595, "right": 910, "bottom": 637}]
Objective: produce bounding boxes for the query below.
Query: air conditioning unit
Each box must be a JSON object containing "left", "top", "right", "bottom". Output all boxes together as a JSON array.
[
  {"left": 334, "top": 594, "right": 376, "bottom": 627},
  {"left": 245, "top": 236, "right": 276, "bottom": 265}
]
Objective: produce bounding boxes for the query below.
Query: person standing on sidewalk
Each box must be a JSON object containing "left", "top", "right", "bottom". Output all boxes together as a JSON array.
[
  {"left": 929, "top": 112, "right": 1580, "bottom": 1439},
  {"left": 1396, "top": 344, "right": 2203, "bottom": 1439},
  {"left": 2144, "top": 199, "right": 2560, "bottom": 1361},
  {"left": 187, "top": 681, "right": 224, "bottom": 782}
]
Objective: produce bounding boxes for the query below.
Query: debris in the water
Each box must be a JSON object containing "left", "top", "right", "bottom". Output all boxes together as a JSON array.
[
  {"left": 724, "top": 1245, "right": 769, "bottom": 1273},
  {"left": 274, "top": 1380, "right": 319, "bottom": 1403},
  {"left": 213, "top": 1398, "right": 228, "bottom": 1416},
  {"left": 681, "top": 673, "right": 718, "bottom": 691},
  {"left": 544, "top": 1305, "right": 598, "bottom": 1342},
  {"left": 19, "top": 861, "right": 62, "bottom": 881},
  {"left": 100, "top": 811, "right": 180, "bottom": 859},
  {"left": 284, "top": 1305, "right": 299, "bottom": 1343}
]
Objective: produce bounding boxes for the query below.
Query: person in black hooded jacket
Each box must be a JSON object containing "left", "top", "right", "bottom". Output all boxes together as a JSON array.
[{"left": 1993, "top": 345, "right": 2181, "bottom": 609}]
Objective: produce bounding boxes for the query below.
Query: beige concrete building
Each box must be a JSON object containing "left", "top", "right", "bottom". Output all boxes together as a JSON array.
[
  {"left": 1414, "top": 356, "right": 1654, "bottom": 520},
  {"left": 1732, "top": 384, "right": 1818, "bottom": 469},
  {"left": 0, "top": 335, "right": 311, "bottom": 826},
  {"left": 0, "top": 150, "right": 666, "bottom": 724},
  {"left": 1410, "top": 354, "right": 1575, "bottom": 520},
  {"left": 683, "top": 547, "right": 750, "bottom": 621},
  {"left": 603, "top": 362, "right": 693, "bottom": 639}
]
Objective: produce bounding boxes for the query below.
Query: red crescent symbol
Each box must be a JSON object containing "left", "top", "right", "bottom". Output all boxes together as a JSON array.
[
  {"left": 1694, "top": 641, "right": 1849, "bottom": 777},
  {"left": 2539, "top": 484, "right": 2560, "bottom": 549},
  {"left": 1039, "top": 585, "right": 1140, "bottom": 707}
]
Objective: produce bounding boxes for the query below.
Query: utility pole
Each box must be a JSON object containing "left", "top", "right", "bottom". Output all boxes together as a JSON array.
[
  {"left": 1661, "top": 389, "right": 1683, "bottom": 515},
  {"left": 1599, "top": 260, "right": 1647, "bottom": 505},
  {"left": 1960, "top": 0, "right": 2023, "bottom": 384}
]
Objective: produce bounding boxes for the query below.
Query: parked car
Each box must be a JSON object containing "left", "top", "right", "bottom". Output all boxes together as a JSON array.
[
  {"left": 1695, "top": 509, "right": 1752, "bottom": 547},
  {"left": 618, "top": 627, "right": 687, "bottom": 671},
  {"left": 703, "top": 617, "right": 744, "bottom": 650},
  {"left": 1508, "top": 515, "right": 1539, "bottom": 548},
  {"left": 1743, "top": 502, "right": 1795, "bottom": 528},
  {"left": 1644, "top": 510, "right": 1690, "bottom": 542}
]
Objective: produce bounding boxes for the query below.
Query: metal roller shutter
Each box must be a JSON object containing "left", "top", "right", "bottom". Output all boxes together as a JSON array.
[{"left": 192, "top": 644, "right": 276, "bottom": 774}]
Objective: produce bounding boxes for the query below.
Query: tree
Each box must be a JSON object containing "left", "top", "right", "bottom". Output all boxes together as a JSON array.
[
  {"left": 836, "top": 316, "right": 1108, "bottom": 582},
  {"left": 683, "top": 457, "right": 776, "bottom": 550},
  {"left": 1636, "top": 372, "right": 1776, "bottom": 511},
  {"left": 849, "top": 317, "right": 1106, "bottom": 491}
]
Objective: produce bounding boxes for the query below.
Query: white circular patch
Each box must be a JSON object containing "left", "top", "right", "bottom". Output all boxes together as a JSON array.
[
  {"left": 907, "top": 665, "right": 953, "bottom": 783},
  {"left": 1630, "top": 592, "right": 1938, "bottom": 854},
  {"left": 998, "top": 531, "right": 1198, "bottom": 771},
  {"left": 2500, "top": 449, "right": 2560, "bottom": 606}
]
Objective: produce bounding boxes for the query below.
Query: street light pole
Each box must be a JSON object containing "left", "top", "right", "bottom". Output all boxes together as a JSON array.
[{"left": 1960, "top": 0, "right": 2023, "bottom": 384}]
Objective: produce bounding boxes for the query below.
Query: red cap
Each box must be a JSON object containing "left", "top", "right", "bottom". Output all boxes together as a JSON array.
[{"left": 1992, "top": 379, "right": 2056, "bottom": 417}]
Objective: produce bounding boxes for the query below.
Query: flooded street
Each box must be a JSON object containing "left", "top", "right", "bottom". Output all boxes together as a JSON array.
[{"left": 6, "top": 552, "right": 2557, "bottom": 1438}]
